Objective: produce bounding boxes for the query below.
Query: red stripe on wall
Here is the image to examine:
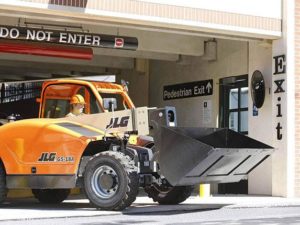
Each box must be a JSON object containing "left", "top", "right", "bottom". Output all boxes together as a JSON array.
[{"left": 0, "top": 41, "right": 93, "bottom": 60}]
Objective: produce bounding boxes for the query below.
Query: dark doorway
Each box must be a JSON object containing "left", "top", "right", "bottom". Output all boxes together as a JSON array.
[{"left": 218, "top": 74, "right": 249, "bottom": 194}]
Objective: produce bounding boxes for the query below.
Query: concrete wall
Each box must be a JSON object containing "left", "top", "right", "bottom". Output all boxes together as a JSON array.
[
  {"left": 149, "top": 39, "right": 248, "bottom": 128},
  {"left": 1, "top": 0, "right": 281, "bottom": 40},
  {"left": 247, "top": 42, "right": 273, "bottom": 195},
  {"left": 118, "top": 66, "right": 149, "bottom": 107},
  {"left": 295, "top": 0, "right": 300, "bottom": 197},
  {"left": 269, "top": 0, "right": 294, "bottom": 198}
]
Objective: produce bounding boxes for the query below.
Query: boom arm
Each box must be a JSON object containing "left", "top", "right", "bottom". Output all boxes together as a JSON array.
[{"left": 61, "top": 107, "right": 150, "bottom": 136}]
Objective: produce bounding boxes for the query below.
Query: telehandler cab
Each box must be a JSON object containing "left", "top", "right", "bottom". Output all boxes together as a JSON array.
[{"left": 0, "top": 79, "right": 273, "bottom": 210}]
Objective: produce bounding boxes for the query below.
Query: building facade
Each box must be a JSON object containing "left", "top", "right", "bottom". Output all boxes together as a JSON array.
[{"left": 0, "top": 0, "right": 297, "bottom": 197}]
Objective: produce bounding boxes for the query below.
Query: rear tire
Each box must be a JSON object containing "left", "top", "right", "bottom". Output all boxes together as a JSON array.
[
  {"left": 145, "top": 184, "right": 194, "bottom": 205},
  {"left": 84, "top": 151, "right": 139, "bottom": 210},
  {"left": 32, "top": 189, "right": 70, "bottom": 204},
  {"left": 0, "top": 161, "right": 7, "bottom": 203}
]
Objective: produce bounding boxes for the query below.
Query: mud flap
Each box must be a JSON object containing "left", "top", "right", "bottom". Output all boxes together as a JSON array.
[{"left": 154, "top": 127, "right": 273, "bottom": 186}]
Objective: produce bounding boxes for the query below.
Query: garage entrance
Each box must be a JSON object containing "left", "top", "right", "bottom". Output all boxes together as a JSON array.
[{"left": 0, "top": 0, "right": 282, "bottom": 197}]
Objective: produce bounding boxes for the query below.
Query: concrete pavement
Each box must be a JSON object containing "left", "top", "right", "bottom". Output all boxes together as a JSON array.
[{"left": 1, "top": 195, "right": 300, "bottom": 221}]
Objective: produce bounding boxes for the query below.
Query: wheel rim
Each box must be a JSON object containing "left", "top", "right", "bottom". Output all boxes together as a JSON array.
[{"left": 91, "top": 165, "right": 119, "bottom": 199}]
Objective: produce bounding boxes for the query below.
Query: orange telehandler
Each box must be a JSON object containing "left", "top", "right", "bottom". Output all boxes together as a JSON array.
[{"left": 0, "top": 79, "right": 273, "bottom": 210}]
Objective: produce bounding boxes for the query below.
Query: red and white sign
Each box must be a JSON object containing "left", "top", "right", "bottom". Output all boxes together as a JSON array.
[
  {"left": 0, "top": 26, "right": 138, "bottom": 51},
  {"left": 114, "top": 38, "right": 124, "bottom": 48}
]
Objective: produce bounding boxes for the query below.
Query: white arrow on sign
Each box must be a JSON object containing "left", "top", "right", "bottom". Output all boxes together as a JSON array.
[{"left": 206, "top": 82, "right": 212, "bottom": 93}]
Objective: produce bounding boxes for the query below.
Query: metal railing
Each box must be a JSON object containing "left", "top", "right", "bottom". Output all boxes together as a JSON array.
[{"left": 0, "top": 82, "right": 42, "bottom": 103}]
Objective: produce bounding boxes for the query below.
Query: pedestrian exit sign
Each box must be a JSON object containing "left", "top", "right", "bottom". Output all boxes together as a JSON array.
[{"left": 163, "top": 79, "right": 213, "bottom": 100}]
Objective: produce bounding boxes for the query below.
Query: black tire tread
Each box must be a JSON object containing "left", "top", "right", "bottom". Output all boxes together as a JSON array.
[
  {"left": 145, "top": 185, "right": 194, "bottom": 205},
  {"left": 85, "top": 151, "right": 139, "bottom": 210},
  {"left": 0, "top": 161, "right": 7, "bottom": 203}
]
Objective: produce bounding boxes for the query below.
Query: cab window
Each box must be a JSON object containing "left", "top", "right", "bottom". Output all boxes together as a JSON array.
[
  {"left": 44, "top": 99, "right": 70, "bottom": 118},
  {"left": 100, "top": 93, "right": 130, "bottom": 111},
  {"left": 42, "top": 84, "right": 102, "bottom": 118}
]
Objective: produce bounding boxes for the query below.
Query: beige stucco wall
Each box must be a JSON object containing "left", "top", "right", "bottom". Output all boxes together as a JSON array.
[
  {"left": 118, "top": 66, "right": 149, "bottom": 108},
  {"left": 247, "top": 42, "right": 273, "bottom": 195}
]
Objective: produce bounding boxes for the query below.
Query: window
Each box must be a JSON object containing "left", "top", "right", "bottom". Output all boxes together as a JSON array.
[
  {"left": 44, "top": 99, "right": 70, "bottom": 118},
  {"left": 100, "top": 93, "right": 130, "bottom": 111},
  {"left": 219, "top": 75, "right": 248, "bottom": 134},
  {"left": 42, "top": 84, "right": 102, "bottom": 118}
]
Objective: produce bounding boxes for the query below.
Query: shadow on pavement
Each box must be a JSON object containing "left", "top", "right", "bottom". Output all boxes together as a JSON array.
[
  {"left": 0, "top": 197, "right": 229, "bottom": 214},
  {"left": 124, "top": 203, "right": 227, "bottom": 215}
]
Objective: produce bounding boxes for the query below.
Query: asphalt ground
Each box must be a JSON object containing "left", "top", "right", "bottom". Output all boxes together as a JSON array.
[{"left": 1, "top": 194, "right": 300, "bottom": 222}]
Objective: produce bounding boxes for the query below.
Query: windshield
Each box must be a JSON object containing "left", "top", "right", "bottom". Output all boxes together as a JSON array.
[
  {"left": 100, "top": 92, "right": 130, "bottom": 111},
  {"left": 42, "top": 83, "right": 103, "bottom": 118}
]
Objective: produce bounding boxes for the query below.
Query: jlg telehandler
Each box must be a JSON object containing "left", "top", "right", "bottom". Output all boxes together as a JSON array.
[{"left": 0, "top": 79, "right": 273, "bottom": 210}]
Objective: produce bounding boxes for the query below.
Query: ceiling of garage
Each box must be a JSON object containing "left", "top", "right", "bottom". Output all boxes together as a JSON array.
[{"left": 0, "top": 12, "right": 211, "bottom": 81}]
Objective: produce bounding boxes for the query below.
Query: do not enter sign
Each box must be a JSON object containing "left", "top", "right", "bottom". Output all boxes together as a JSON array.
[{"left": 115, "top": 38, "right": 124, "bottom": 48}]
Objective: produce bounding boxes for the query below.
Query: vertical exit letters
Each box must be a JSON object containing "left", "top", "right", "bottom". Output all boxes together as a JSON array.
[{"left": 273, "top": 54, "right": 286, "bottom": 141}]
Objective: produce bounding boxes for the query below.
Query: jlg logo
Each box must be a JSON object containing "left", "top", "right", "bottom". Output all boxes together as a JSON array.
[
  {"left": 106, "top": 116, "right": 130, "bottom": 129},
  {"left": 38, "top": 152, "right": 74, "bottom": 162},
  {"left": 38, "top": 153, "right": 56, "bottom": 162}
]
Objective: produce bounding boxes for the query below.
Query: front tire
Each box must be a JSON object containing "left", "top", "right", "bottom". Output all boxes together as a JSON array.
[
  {"left": 0, "top": 161, "right": 7, "bottom": 203},
  {"left": 145, "top": 184, "right": 194, "bottom": 205},
  {"left": 84, "top": 151, "right": 139, "bottom": 211},
  {"left": 32, "top": 189, "right": 70, "bottom": 204}
]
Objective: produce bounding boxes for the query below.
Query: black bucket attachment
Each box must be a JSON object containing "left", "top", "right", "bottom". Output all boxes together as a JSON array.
[{"left": 154, "top": 127, "right": 273, "bottom": 186}]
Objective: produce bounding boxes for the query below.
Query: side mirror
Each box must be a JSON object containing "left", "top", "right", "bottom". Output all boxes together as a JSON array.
[
  {"left": 121, "top": 79, "right": 129, "bottom": 92},
  {"left": 103, "top": 98, "right": 117, "bottom": 111}
]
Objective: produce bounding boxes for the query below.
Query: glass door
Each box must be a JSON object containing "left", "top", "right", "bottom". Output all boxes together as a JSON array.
[
  {"left": 219, "top": 75, "right": 248, "bottom": 134},
  {"left": 218, "top": 74, "right": 249, "bottom": 195}
]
